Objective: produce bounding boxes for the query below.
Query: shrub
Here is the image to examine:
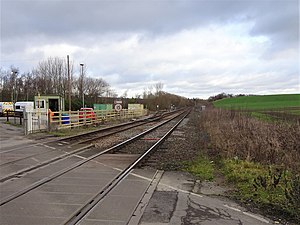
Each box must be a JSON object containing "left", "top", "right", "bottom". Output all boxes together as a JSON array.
[{"left": 197, "top": 108, "right": 300, "bottom": 172}]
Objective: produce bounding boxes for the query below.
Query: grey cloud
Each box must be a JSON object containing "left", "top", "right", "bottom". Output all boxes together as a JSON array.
[
  {"left": 1, "top": 0, "right": 298, "bottom": 98},
  {"left": 2, "top": 0, "right": 298, "bottom": 50}
]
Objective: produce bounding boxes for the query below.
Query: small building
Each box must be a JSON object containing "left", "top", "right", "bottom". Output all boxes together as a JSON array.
[{"left": 34, "top": 95, "right": 65, "bottom": 112}]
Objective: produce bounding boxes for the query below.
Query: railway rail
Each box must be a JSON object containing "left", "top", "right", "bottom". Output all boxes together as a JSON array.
[
  {"left": 65, "top": 111, "right": 190, "bottom": 224},
  {"left": 0, "top": 110, "right": 181, "bottom": 183},
  {"left": 0, "top": 108, "right": 187, "bottom": 224},
  {"left": 0, "top": 109, "right": 190, "bottom": 225}
]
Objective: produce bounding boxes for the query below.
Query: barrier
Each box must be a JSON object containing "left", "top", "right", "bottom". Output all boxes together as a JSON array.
[
  {"left": 48, "top": 109, "right": 148, "bottom": 131},
  {"left": 23, "top": 108, "right": 148, "bottom": 134},
  {"left": 4, "top": 111, "right": 23, "bottom": 125},
  {"left": 24, "top": 111, "right": 48, "bottom": 135}
]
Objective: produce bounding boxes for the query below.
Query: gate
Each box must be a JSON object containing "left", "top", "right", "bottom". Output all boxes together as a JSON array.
[{"left": 24, "top": 111, "right": 49, "bottom": 135}]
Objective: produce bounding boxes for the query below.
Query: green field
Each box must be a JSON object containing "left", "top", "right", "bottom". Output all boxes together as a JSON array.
[{"left": 213, "top": 94, "right": 300, "bottom": 110}]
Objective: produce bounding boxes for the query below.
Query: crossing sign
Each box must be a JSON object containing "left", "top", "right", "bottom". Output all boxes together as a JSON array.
[{"left": 114, "top": 104, "right": 122, "bottom": 111}]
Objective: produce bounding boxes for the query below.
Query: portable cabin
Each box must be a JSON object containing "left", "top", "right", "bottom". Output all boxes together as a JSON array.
[
  {"left": 34, "top": 95, "right": 65, "bottom": 112},
  {"left": 15, "top": 101, "right": 34, "bottom": 112}
]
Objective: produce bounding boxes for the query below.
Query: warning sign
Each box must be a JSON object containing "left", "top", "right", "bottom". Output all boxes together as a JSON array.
[{"left": 114, "top": 104, "right": 122, "bottom": 111}]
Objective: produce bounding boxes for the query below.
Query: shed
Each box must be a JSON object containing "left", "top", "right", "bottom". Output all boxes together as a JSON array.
[{"left": 34, "top": 95, "right": 65, "bottom": 112}]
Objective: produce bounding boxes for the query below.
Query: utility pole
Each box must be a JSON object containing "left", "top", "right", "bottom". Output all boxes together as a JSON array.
[
  {"left": 11, "top": 70, "right": 18, "bottom": 104},
  {"left": 80, "top": 63, "right": 84, "bottom": 108},
  {"left": 67, "top": 55, "right": 71, "bottom": 111}
]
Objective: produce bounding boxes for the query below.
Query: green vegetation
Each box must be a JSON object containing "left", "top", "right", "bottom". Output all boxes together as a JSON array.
[
  {"left": 184, "top": 155, "right": 214, "bottom": 181},
  {"left": 250, "top": 112, "right": 278, "bottom": 122},
  {"left": 186, "top": 108, "right": 300, "bottom": 223},
  {"left": 222, "top": 159, "right": 300, "bottom": 222},
  {"left": 288, "top": 109, "right": 300, "bottom": 115},
  {"left": 213, "top": 94, "right": 300, "bottom": 110},
  {"left": 213, "top": 94, "right": 300, "bottom": 123}
]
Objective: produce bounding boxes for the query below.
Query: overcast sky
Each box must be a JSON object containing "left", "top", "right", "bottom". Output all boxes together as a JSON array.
[{"left": 1, "top": 0, "right": 299, "bottom": 99}]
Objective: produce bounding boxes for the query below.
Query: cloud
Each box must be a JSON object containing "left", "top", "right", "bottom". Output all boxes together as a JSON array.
[{"left": 0, "top": 0, "right": 298, "bottom": 99}]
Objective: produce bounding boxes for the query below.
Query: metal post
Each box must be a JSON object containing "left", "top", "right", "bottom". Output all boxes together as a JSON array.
[
  {"left": 80, "top": 63, "right": 84, "bottom": 108},
  {"left": 67, "top": 55, "right": 71, "bottom": 111},
  {"left": 11, "top": 70, "right": 18, "bottom": 103}
]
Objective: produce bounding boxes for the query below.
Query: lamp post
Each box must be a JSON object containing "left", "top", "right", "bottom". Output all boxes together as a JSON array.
[
  {"left": 11, "top": 70, "right": 18, "bottom": 104},
  {"left": 80, "top": 63, "right": 84, "bottom": 108}
]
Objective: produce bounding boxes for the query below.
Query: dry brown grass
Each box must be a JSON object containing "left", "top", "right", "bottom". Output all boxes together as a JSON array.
[{"left": 198, "top": 108, "right": 300, "bottom": 172}]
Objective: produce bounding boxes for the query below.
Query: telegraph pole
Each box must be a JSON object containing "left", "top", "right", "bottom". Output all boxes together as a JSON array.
[
  {"left": 80, "top": 63, "right": 84, "bottom": 108},
  {"left": 67, "top": 55, "right": 71, "bottom": 111}
]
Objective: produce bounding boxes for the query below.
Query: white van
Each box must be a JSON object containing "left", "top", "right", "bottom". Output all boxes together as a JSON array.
[{"left": 15, "top": 101, "right": 34, "bottom": 112}]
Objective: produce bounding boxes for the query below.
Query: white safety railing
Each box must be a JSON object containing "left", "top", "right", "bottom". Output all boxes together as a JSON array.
[{"left": 24, "top": 111, "right": 49, "bottom": 135}]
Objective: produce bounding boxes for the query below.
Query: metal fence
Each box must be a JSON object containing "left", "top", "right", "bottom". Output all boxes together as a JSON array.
[{"left": 24, "top": 111, "right": 49, "bottom": 135}]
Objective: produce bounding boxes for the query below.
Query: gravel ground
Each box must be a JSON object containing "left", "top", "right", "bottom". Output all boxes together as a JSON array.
[{"left": 141, "top": 110, "right": 201, "bottom": 170}]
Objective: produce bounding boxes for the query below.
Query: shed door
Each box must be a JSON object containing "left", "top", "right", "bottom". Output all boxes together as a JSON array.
[{"left": 49, "top": 99, "right": 59, "bottom": 111}]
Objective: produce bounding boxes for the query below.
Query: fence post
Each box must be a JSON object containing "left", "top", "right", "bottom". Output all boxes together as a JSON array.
[
  {"left": 20, "top": 112, "right": 22, "bottom": 125},
  {"left": 24, "top": 111, "right": 27, "bottom": 135},
  {"left": 48, "top": 110, "right": 51, "bottom": 131},
  {"left": 24, "top": 111, "right": 32, "bottom": 135},
  {"left": 6, "top": 111, "right": 9, "bottom": 122}
]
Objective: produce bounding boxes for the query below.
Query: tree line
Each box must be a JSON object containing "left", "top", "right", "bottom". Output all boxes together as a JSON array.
[
  {"left": 0, "top": 57, "right": 117, "bottom": 110},
  {"left": 207, "top": 92, "right": 248, "bottom": 102},
  {"left": 0, "top": 57, "right": 193, "bottom": 111}
]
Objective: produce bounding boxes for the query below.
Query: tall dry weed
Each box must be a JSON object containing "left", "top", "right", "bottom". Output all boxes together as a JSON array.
[{"left": 198, "top": 108, "right": 300, "bottom": 172}]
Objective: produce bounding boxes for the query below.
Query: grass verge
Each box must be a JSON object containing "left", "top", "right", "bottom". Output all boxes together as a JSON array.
[
  {"left": 185, "top": 156, "right": 300, "bottom": 223},
  {"left": 184, "top": 154, "right": 214, "bottom": 181},
  {"left": 221, "top": 159, "right": 300, "bottom": 223}
]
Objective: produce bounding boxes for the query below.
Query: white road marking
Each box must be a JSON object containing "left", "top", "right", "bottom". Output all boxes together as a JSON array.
[
  {"left": 42, "top": 144, "right": 56, "bottom": 150},
  {"left": 224, "top": 204, "right": 242, "bottom": 212},
  {"left": 243, "top": 212, "right": 269, "bottom": 223},
  {"left": 31, "top": 157, "right": 40, "bottom": 163},
  {"left": 61, "top": 157, "right": 270, "bottom": 224},
  {"left": 73, "top": 154, "right": 87, "bottom": 160},
  {"left": 89, "top": 159, "right": 204, "bottom": 197}
]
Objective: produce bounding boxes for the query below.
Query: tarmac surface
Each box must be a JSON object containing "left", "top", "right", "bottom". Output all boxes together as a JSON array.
[{"left": 0, "top": 119, "right": 278, "bottom": 225}]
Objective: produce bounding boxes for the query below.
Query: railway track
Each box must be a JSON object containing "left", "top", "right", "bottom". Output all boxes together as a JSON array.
[
  {"left": 0, "top": 109, "right": 190, "bottom": 224},
  {"left": 0, "top": 110, "right": 180, "bottom": 183}
]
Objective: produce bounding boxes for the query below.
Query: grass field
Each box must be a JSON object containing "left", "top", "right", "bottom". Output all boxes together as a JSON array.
[
  {"left": 213, "top": 94, "right": 300, "bottom": 123},
  {"left": 213, "top": 94, "right": 300, "bottom": 110}
]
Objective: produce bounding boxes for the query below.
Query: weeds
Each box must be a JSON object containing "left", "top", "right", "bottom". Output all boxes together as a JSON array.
[
  {"left": 191, "top": 108, "right": 300, "bottom": 223},
  {"left": 222, "top": 160, "right": 300, "bottom": 222},
  {"left": 184, "top": 155, "right": 214, "bottom": 181},
  {"left": 198, "top": 108, "right": 300, "bottom": 172}
]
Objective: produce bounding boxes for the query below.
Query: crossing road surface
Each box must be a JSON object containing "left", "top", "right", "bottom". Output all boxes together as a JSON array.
[{"left": 0, "top": 119, "right": 278, "bottom": 225}]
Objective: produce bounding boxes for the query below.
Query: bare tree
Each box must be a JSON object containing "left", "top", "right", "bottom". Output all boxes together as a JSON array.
[
  {"left": 122, "top": 90, "right": 128, "bottom": 98},
  {"left": 34, "top": 57, "right": 72, "bottom": 98},
  {"left": 155, "top": 82, "right": 164, "bottom": 96}
]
